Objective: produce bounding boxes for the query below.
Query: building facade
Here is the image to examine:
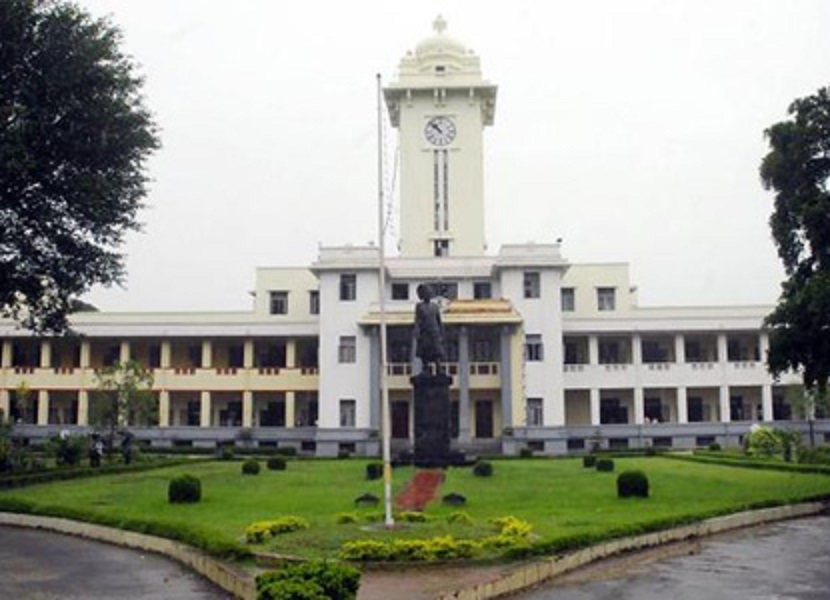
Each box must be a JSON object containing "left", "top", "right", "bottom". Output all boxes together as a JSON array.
[{"left": 0, "top": 19, "right": 822, "bottom": 456}]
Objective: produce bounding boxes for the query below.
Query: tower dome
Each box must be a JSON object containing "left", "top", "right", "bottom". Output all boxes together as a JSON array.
[{"left": 414, "top": 15, "right": 467, "bottom": 59}]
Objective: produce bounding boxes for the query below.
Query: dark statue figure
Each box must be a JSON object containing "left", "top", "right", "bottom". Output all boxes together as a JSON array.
[
  {"left": 120, "top": 430, "right": 134, "bottom": 465},
  {"left": 413, "top": 283, "right": 445, "bottom": 373},
  {"left": 408, "top": 282, "right": 463, "bottom": 467}
]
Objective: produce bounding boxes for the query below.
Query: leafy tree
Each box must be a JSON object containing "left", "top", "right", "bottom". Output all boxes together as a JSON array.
[
  {"left": 0, "top": 0, "right": 159, "bottom": 333},
  {"left": 760, "top": 87, "right": 830, "bottom": 394},
  {"left": 91, "top": 359, "right": 155, "bottom": 451}
]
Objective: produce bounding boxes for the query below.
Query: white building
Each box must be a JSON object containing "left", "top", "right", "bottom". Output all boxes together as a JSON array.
[{"left": 0, "top": 18, "right": 819, "bottom": 456}]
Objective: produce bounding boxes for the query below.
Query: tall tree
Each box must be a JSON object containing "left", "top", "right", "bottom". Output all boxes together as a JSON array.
[
  {"left": 0, "top": 0, "right": 159, "bottom": 333},
  {"left": 91, "top": 359, "right": 155, "bottom": 451},
  {"left": 760, "top": 87, "right": 830, "bottom": 394}
]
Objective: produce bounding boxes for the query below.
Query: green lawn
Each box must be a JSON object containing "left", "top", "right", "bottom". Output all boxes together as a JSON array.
[{"left": 1, "top": 457, "right": 828, "bottom": 559}]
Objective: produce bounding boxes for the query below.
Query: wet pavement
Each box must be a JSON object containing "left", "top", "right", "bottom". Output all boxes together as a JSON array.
[
  {"left": 520, "top": 515, "right": 830, "bottom": 600},
  {"left": 0, "top": 525, "right": 230, "bottom": 599}
]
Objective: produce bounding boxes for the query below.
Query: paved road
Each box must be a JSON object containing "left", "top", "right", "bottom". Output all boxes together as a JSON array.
[
  {"left": 0, "top": 526, "right": 230, "bottom": 599},
  {"left": 521, "top": 515, "right": 830, "bottom": 600}
]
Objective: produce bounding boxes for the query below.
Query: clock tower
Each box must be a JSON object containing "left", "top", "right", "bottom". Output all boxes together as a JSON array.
[{"left": 385, "top": 16, "right": 497, "bottom": 258}]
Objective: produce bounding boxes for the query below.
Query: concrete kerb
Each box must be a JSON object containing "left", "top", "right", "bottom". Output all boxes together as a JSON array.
[
  {"left": 1, "top": 501, "right": 827, "bottom": 600},
  {"left": 436, "top": 501, "right": 829, "bottom": 600},
  {"left": 0, "top": 512, "right": 256, "bottom": 600}
]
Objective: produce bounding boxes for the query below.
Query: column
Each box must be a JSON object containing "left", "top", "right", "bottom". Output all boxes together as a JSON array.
[
  {"left": 759, "top": 333, "right": 770, "bottom": 364},
  {"left": 677, "top": 386, "right": 688, "bottom": 424},
  {"left": 588, "top": 335, "right": 599, "bottom": 365},
  {"left": 285, "top": 391, "right": 296, "bottom": 428},
  {"left": 368, "top": 329, "right": 379, "bottom": 430},
  {"left": 160, "top": 341, "right": 172, "bottom": 368},
  {"left": 458, "top": 327, "right": 471, "bottom": 443},
  {"left": 632, "top": 333, "right": 642, "bottom": 366},
  {"left": 719, "top": 385, "right": 730, "bottom": 423},
  {"left": 159, "top": 390, "right": 170, "bottom": 427},
  {"left": 717, "top": 333, "right": 728, "bottom": 365},
  {"left": 589, "top": 388, "right": 600, "bottom": 426},
  {"left": 761, "top": 384, "right": 774, "bottom": 422},
  {"left": 242, "top": 390, "right": 253, "bottom": 428},
  {"left": 37, "top": 390, "right": 49, "bottom": 425},
  {"left": 286, "top": 339, "right": 296, "bottom": 368},
  {"left": 243, "top": 340, "right": 254, "bottom": 368},
  {"left": 633, "top": 387, "right": 644, "bottom": 425},
  {"left": 0, "top": 390, "right": 10, "bottom": 422},
  {"left": 674, "top": 334, "right": 685, "bottom": 364},
  {"left": 40, "top": 340, "right": 52, "bottom": 368},
  {"left": 201, "top": 341, "right": 212, "bottom": 369},
  {"left": 77, "top": 390, "right": 89, "bottom": 426},
  {"left": 80, "top": 341, "right": 91, "bottom": 368},
  {"left": 119, "top": 341, "right": 130, "bottom": 363},
  {"left": 500, "top": 326, "right": 513, "bottom": 428},
  {"left": 200, "top": 391, "right": 211, "bottom": 427}
]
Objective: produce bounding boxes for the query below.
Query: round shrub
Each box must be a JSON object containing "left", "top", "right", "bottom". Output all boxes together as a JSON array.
[
  {"left": 218, "top": 446, "right": 234, "bottom": 461},
  {"left": 267, "top": 456, "right": 287, "bottom": 471},
  {"left": 473, "top": 460, "right": 493, "bottom": 477},
  {"left": 519, "top": 448, "right": 534, "bottom": 459},
  {"left": 595, "top": 458, "right": 615, "bottom": 472},
  {"left": 336, "top": 512, "right": 359, "bottom": 525},
  {"left": 168, "top": 474, "right": 201, "bottom": 504},
  {"left": 442, "top": 492, "right": 467, "bottom": 506},
  {"left": 617, "top": 470, "right": 649, "bottom": 498},
  {"left": 354, "top": 492, "right": 380, "bottom": 507},
  {"left": 708, "top": 441, "right": 722, "bottom": 452},
  {"left": 242, "top": 459, "right": 261, "bottom": 475},
  {"left": 257, "top": 560, "right": 361, "bottom": 600},
  {"left": 365, "top": 462, "right": 383, "bottom": 481},
  {"left": 582, "top": 455, "right": 597, "bottom": 468}
]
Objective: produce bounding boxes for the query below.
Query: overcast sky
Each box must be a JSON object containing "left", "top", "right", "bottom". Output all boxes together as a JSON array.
[{"left": 77, "top": 0, "right": 830, "bottom": 313}]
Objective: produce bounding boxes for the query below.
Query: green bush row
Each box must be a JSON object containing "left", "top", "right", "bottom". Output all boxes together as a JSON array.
[
  {"left": 0, "top": 457, "right": 200, "bottom": 489},
  {"left": 256, "top": 560, "right": 361, "bottom": 600},
  {"left": 668, "top": 453, "right": 830, "bottom": 475},
  {"left": 0, "top": 495, "right": 251, "bottom": 559},
  {"left": 245, "top": 517, "right": 310, "bottom": 543}
]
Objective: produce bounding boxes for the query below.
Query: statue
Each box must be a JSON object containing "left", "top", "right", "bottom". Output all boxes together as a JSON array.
[
  {"left": 413, "top": 283, "right": 445, "bottom": 373},
  {"left": 89, "top": 433, "right": 103, "bottom": 468}
]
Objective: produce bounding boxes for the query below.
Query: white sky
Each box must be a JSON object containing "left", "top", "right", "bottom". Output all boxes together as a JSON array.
[{"left": 77, "top": 0, "right": 830, "bottom": 313}]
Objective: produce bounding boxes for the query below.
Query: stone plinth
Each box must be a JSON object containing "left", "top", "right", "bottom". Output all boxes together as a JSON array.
[{"left": 411, "top": 371, "right": 453, "bottom": 467}]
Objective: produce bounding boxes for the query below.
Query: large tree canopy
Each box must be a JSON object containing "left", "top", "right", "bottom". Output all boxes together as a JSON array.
[
  {"left": 760, "top": 87, "right": 830, "bottom": 393},
  {"left": 0, "top": 0, "right": 158, "bottom": 333}
]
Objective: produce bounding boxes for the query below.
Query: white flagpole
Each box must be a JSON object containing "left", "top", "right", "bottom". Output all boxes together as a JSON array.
[{"left": 376, "top": 73, "right": 394, "bottom": 528}]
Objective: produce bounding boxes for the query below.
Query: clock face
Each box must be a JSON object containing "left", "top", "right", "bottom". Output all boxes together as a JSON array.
[{"left": 424, "top": 116, "right": 456, "bottom": 146}]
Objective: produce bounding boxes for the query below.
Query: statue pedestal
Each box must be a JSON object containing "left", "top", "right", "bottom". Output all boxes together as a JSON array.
[{"left": 411, "top": 371, "right": 461, "bottom": 467}]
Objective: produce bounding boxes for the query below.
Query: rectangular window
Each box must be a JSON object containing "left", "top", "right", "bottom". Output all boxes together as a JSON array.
[
  {"left": 339, "top": 399, "right": 356, "bottom": 428},
  {"left": 339, "top": 274, "right": 356, "bottom": 301},
  {"left": 525, "top": 334, "right": 544, "bottom": 362},
  {"left": 338, "top": 336, "right": 356, "bottom": 363},
  {"left": 561, "top": 287, "right": 575, "bottom": 312},
  {"left": 473, "top": 281, "right": 492, "bottom": 299},
  {"left": 526, "top": 398, "right": 543, "bottom": 426},
  {"left": 523, "top": 272, "right": 541, "bottom": 299},
  {"left": 309, "top": 290, "right": 319, "bottom": 315},
  {"left": 426, "top": 281, "right": 458, "bottom": 299},
  {"left": 269, "top": 291, "right": 288, "bottom": 315},
  {"left": 434, "top": 239, "right": 450, "bottom": 257},
  {"left": 598, "top": 341, "right": 620, "bottom": 364},
  {"left": 391, "top": 283, "right": 409, "bottom": 300},
  {"left": 597, "top": 287, "right": 616, "bottom": 311}
]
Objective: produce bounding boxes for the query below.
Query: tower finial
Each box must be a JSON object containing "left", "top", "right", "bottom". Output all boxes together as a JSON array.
[{"left": 433, "top": 14, "right": 447, "bottom": 34}]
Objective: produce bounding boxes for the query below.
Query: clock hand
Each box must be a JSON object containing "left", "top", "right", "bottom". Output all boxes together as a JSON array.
[{"left": 430, "top": 122, "right": 443, "bottom": 134}]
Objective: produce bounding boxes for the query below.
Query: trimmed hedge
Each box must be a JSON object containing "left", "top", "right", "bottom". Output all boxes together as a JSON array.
[
  {"left": 596, "top": 458, "right": 615, "bottom": 472},
  {"left": 0, "top": 458, "right": 200, "bottom": 490},
  {"left": 267, "top": 457, "right": 287, "bottom": 471},
  {"left": 583, "top": 455, "right": 597, "bottom": 468},
  {"left": 245, "top": 516, "right": 309, "bottom": 543},
  {"left": 668, "top": 453, "right": 830, "bottom": 476},
  {"left": 0, "top": 495, "right": 251, "bottom": 559},
  {"left": 168, "top": 474, "right": 202, "bottom": 504},
  {"left": 256, "top": 560, "right": 361, "bottom": 600},
  {"left": 242, "top": 459, "right": 261, "bottom": 475},
  {"left": 617, "top": 470, "right": 649, "bottom": 498},
  {"left": 473, "top": 460, "right": 493, "bottom": 477}
]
